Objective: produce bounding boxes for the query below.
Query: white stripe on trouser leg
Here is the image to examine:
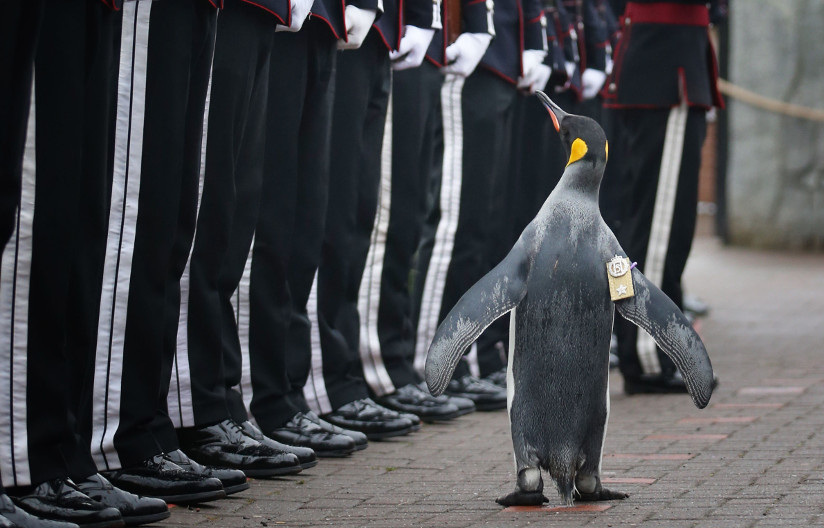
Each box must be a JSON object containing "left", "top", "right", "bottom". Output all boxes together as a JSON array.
[
  {"left": 168, "top": 47, "right": 214, "bottom": 430},
  {"left": 91, "top": 1, "right": 151, "bottom": 471},
  {"left": 637, "top": 101, "right": 688, "bottom": 375},
  {"left": 413, "top": 73, "right": 465, "bottom": 375},
  {"left": 0, "top": 82, "right": 36, "bottom": 487},
  {"left": 357, "top": 87, "right": 396, "bottom": 397},
  {"left": 304, "top": 271, "right": 333, "bottom": 415},
  {"left": 233, "top": 237, "right": 254, "bottom": 413}
]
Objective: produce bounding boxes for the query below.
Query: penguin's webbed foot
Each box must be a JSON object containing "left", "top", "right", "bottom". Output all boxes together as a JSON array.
[
  {"left": 575, "top": 487, "right": 629, "bottom": 502},
  {"left": 496, "top": 490, "right": 549, "bottom": 507}
]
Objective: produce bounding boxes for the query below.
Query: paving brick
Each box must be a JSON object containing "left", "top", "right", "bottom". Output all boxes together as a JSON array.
[{"left": 161, "top": 238, "right": 824, "bottom": 527}]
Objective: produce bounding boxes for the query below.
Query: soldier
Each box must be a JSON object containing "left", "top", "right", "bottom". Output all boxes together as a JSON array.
[
  {"left": 601, "top": 0, "right": 723, "bottom": 394},
  {"left": 410, "top": 0, "right": 547, "bottom": 409}
]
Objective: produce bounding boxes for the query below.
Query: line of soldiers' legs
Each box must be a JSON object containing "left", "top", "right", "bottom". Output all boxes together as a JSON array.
[{"left": 0, "top": 1, "right": 712, "bottom": 527}]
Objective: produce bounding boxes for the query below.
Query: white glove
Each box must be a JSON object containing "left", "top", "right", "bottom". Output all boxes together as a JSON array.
[
  {"left": 516, "top": 49, "right": 548, "bottom": 93},
  {"left": 564, "top": 60, "right": 576, "bottom": 80},
  {"left": 276, "top": 0, "right": 314, "bottom": 32},
  {"left": 337, "top": 5, "right": 377, "bottom": 50},
  {"left": 441, "top": 33, "right": 492, "bottom": 77},
  {"left": 389, "top": 26, "right": 436, "bottom": 71},
  {"left": 581, "top": 68, "right": 607, "bottom": 99},
  {"left": 518, "top": 64, "right": 551, "bottom": 93}
]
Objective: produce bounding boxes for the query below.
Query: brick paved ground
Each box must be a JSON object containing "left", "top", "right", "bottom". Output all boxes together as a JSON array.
[{"left": 162, "top": 235, "right": 824, "bottom": 527}]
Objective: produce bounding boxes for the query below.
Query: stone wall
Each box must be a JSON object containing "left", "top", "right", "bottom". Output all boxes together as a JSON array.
[{"left": 726, "top": 0, "right": 824, "bottom": 250}]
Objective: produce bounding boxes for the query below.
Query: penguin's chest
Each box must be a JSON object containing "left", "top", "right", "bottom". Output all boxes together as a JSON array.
[{"left": 513, "top": 245, "right": 614, "bottom": 380}]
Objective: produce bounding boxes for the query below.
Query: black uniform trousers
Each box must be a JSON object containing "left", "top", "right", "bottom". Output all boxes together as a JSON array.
[
  {"left": 357, "top": 61, "right": 444, "bottom": 396},
  {"left": 310, "top": 31, "right": 391, "bottom": 410},
  {"left": 0, "top": 0, "right": 44, "bottom": 492},
  {"left": 175, "top": 0, "right": 274, "bottom": 430},
  {"left": 0, "top": 0, "right": 117, "bottom": 487},
  {"left": 412, "top": 69, "right": 518, "bottom": 379},
  {"left": 613, "top": 105, "right": 706, "bottom": 379},
  {"left": 244, "top": 19, "right": 338, "bottom": 432},
  {"left": 0, "top": 1, "right": 44, "bottom": 255},
  {"left": 89, "top": 0, "right": 217, "bottom": 470}
]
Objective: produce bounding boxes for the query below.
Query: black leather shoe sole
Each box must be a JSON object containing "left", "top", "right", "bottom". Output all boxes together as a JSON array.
[
  {"left": 122, "top": 509, "right": 170, "bottom": 526},
  {"left": 152, "top": 488, "right": 225, "bottom": 505},
  {"left": 240, "top": 465, "right": 302, "bottom": 478}
]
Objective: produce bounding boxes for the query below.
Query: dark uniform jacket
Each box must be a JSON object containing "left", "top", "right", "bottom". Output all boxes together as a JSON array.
[
  {"left": 602, "top": 0, "right": 724, "bottom": 108},
  {"left": 375, "top": 0, "right": 441, "bottom": 51},
  {"left": 425, "top": 0, "right": 497, "bottom": 67},
  {"left": 479, "top": 0, "right": 545, "bottom": 84}
]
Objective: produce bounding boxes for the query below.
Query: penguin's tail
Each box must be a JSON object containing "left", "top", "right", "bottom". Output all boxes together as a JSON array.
[{"left": 542, "top": 452, "right": 580, "bottom": 506}]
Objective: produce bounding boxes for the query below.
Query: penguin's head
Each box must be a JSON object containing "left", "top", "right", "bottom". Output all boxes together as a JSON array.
[{"left": 535, "top": 91, "right": 608, "bottom": 174}]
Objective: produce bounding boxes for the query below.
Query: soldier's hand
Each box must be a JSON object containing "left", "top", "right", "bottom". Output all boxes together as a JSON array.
[
  {"left": 517, "top": 49, "right": 549, "bottom": 93},
  {"left": 276, "top": 0, "right": 314, "bottom": 32},
  {"left": 441, "top": 33, "right": 492, "bottom": 77},
  {"left": 581, "top": 68, "right": 607, "bottom": 99},
  {"left": 337, "top": 5, "right": 377, "bottom": 49},
  {"left": 390, "top": 25, "right": 435, "bottom": 71}
]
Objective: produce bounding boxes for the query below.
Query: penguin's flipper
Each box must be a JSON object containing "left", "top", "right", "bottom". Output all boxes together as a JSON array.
[
  {"left": 614, "top": 269, "right": 715, "bottom": 409},
  {"left": 425, "top": 244, "right": 530, "bottom": 396}
]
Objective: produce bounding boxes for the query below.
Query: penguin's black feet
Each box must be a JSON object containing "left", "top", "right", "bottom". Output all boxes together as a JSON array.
[
  {"left": 496, "top": 490, "right": 549, "bottom": 507},
  {"left": 575, "top": 487, "right": 629, "bottom": 502}
]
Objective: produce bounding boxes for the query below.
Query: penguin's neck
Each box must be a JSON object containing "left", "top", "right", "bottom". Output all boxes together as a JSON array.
[{"left": 555, "top": 161, "right": 603, "bottom": 200}]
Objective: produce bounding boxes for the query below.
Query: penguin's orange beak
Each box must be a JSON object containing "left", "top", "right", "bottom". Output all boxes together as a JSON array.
[{"left": 535, "top": 90, "right": 568, "bottom": 132}]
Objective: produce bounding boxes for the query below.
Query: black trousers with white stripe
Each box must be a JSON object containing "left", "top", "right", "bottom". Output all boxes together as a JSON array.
[
  {"left": 0, "top": 1, "right": 43, "bottom": 255},
  {"left": 90, "top": 0, "right": 218, "bottom": 470},
  {"left": 412, "top": 69, "right": 518, "bottom": 380},
  {"left": 0, "top": 0, "right": 44, "bottom": 493},
  {"left": 0, "top": 0, "right": 117, "bottom": 487},
  {"left": 612, "top": 106, "right": 706, "bottom": 379},
  {"left": 356, "top": 61, "right": 444, "bottom": 396},
  {"left": 311, "top": 32, "right": 391, "bottom": 411},
  {"left": 243, "top": 20, "right": 338, "bottom": 432},
  {"left": 175, "top": 0, "right": 273, "bottom": 430}
]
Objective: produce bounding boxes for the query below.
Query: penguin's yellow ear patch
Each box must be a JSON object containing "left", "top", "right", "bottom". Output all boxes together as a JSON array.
[
  {"left": 605, "top": 141, "right": 609, "bottom": 161},
  {"left": 567, "top": 138, "right": 588, "bottom": 166}
]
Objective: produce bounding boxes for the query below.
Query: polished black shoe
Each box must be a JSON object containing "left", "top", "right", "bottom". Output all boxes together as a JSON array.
[
  {"left": 417, "top": 382, "right": 476, "bottom": 416},
  {"left": 306, "top": 413, "right": 368, "bottom": 452},
  {"left": 74, "top": 474, "right": 168, "bottom": 526},
  {"left": 12, "top": 478, "right": 123, "bottom": 528},
  {"left": 239, "top": 421, "right": 318, "bottom": 470},
  {"left": 163, "top": 450, "right": 248, "bottom": 496},
  {"left": 445, "top": 375, "right": 507, "bottom": 411},
  {"left": 1, "top": 491, "right": 80, "bottom": 528},
  {"left": 482, "top": 367, "right": 507, "bottom": 389},
  {"left": 102, "top": 454, "right": 225, "bottom": 505},
  {"left": 683, "top": 294, "right": 710, "bottom": 318},
  {"left": 322, "top": 398, "right": 415, "bottom": 440},
  {"left": 377, "top": 384, "right": 460, "bottom": 423},
  {"left": 624, "top": 371, "right": 719, "bottom": 395},
  {"left": 178, "top": 419, "right": 301, "bottom": 478},
  {"left": 268, "top": 412, "right": 357, "bottom": 457}
]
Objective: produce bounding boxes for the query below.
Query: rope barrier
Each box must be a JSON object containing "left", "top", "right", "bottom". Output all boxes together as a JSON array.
[{"left": 717, "top": 78, "right": 824, "bottom": 123}]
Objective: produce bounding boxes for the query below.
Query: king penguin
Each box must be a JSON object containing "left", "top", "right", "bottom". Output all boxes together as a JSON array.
[{"left": 424, "top": 92, "right": 715, "bottom": 507}]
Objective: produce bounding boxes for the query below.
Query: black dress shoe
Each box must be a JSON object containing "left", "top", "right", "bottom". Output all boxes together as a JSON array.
[
  {"left": 74, "top": 474, "right": 168, "bottom": 526},
  {"left": 377, "top": 384, "right": 460, "bottom": 423},
  {"left": 482, "top": 367, "right": 507, "bottom": 389},
  {"left": 445, "top": 375, "right": 507, "bottom": 411},
  {"left": 304, "top": 413, "right": 368, "bottom": 452},
  {"left": 1, "top": 492, "right": 80, "bottom": 528},
  {"left": 101, "top": 454, "right": 225, "bottom": 505},
  {"left": 238, "top": 421, "right": 318, "bottom": 470},
  {"left": 322, "top": 398, "right": 415, "bottom": 440},
  {"left": 12, "top": 478, "right": 123, "bottom": 528},
  {"left": 417, "top": 383, "right": 476, "bottom": 416},
  {"left": 162, "top": 450, "right": 249, "bottom": 496},
  {"left": 624, "top": 371, "right": 719, "bottom": 395},
  {"left": 178, "top": 419, "right": 301, "bottom": 478},
  {"left": 268, "top": 412, "right": 357, "bottom": 457}
]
